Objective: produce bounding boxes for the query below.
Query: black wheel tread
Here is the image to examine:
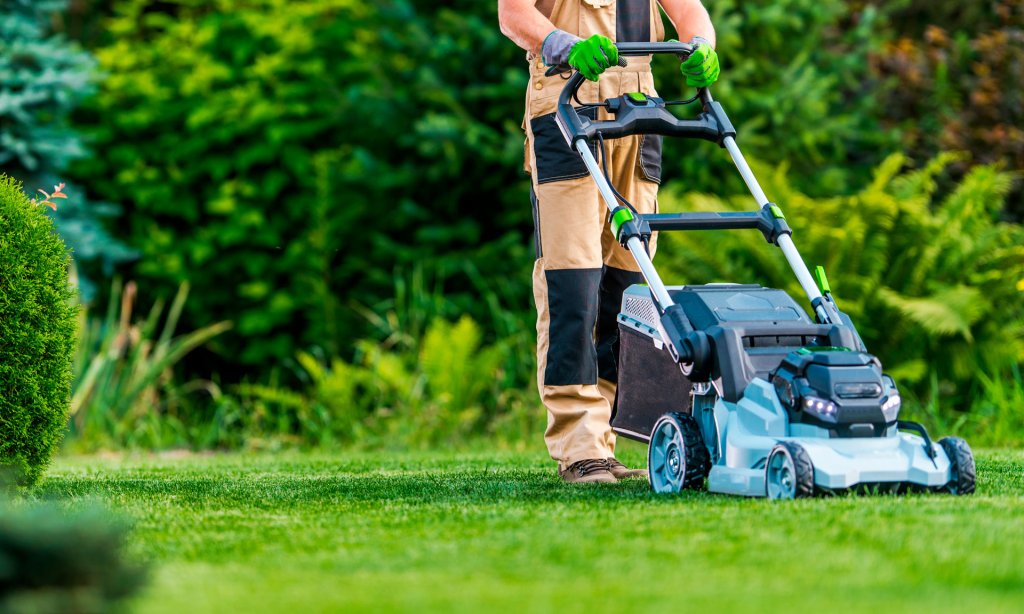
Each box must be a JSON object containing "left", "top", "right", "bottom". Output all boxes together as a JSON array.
[
  {"left": 939, "top": 436, "right": 976, "bottom": 496},
  {"left": 776, "top": 441, "right": 815, "bottom": 498},
  {"left": 668, "top": 412, "right": 711, "bottom": 490}
]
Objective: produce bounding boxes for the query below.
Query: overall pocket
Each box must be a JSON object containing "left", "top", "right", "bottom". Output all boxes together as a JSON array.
[
  {"left": 530, "top": 108, "right": 598, "bottom": 184},
  {"left": 638, "top": 134, "right": 663, "bottom": 184}
]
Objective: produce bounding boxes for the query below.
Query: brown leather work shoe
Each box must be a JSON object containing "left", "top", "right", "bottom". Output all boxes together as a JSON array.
[
  {"left": 559, "top": 459, "right": 617, "bottom": 484},
  {"left": 605, "top": 457, "right": 648, "bottom": 479}
]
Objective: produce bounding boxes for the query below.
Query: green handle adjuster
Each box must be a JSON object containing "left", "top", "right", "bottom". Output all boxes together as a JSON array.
[
  {"left": 814, "top": 265, "right": 832, "bottom": 295},
  {"left": 611, "top": 208, "right": 635, "bottom": 239}
]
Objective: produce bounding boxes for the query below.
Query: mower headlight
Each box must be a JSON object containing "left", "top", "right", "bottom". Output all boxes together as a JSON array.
[
  {"left": 881, "top": 393, "right": 901, "bottom": 419},
  {"left": 802, "top": 395, "right": 838, "bottom": 419}
]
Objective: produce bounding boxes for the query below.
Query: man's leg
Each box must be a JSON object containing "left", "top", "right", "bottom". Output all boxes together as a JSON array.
[{"left": 531, "top": 177, "right": 618, "bottom": 480}]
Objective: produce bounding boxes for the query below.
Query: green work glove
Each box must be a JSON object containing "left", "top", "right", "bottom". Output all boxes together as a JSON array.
[
  {"left": 568, "top": 34, "right": 619, "bottom": 82},
  {"left": 679, "top": 36, "right": 720, "bottom": 88}
]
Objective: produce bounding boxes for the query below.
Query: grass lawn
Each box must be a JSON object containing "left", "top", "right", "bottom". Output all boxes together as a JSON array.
[{"left": 38, "top": 442, "right": 1024, "bottom": 613}]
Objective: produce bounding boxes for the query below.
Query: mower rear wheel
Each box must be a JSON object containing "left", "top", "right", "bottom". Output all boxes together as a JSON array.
[
  {"left": 766, "top": 442, "right": 814, "bottom": 499},
  {"left": 938, "top": 436, "right": 976, "bottom": 496},
  {"left": 648, "top": 412, "right": 710, "bottom": 494}
]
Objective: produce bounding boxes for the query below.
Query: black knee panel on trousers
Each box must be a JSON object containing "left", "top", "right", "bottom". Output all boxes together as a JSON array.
[
  {"left": 544, "top": 268, "right": 602, "bottom": 386},
  {"left": 596, "top": 266, "right": 645, "bottom": 383}
]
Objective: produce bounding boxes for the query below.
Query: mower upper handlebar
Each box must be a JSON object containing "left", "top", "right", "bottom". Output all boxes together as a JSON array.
[{"left": 555, "top": 41, "right": 737, "bottom": 148}]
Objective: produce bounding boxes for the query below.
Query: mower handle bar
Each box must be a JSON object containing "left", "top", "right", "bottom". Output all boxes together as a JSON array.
[{"left": 555, "top": 42, "right": 730, "bottom": 146}]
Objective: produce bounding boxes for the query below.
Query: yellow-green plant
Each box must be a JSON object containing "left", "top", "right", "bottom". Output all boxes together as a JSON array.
[
  {"left": 233, "top": 315, "right": 507, "bottom": 449},
  {"left": 69, "top": 280, "right": 231, "bottom": 450}
]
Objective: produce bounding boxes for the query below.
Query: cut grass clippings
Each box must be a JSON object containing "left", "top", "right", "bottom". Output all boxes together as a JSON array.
[{"left": 35, "top": 443, "right": 1024, "bottom": 613}]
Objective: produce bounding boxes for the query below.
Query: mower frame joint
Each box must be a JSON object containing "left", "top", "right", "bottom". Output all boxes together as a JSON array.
[
  {"left": 612, "top": 206, "right": 652, "bottom": 247},
  {"left": 756, "top": 203, "right": 792, "bottom": 245}
]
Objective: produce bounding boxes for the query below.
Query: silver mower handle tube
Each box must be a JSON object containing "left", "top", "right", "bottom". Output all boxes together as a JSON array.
[
  {"left": 723, "top": 135, "right": 826, "bottom": 312},
  {"left": 575, "top": 140, "right": 676, "bottom": 310}
]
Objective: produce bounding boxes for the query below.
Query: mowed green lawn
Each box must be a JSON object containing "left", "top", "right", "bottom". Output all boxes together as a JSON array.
[{"left": 39, "top": 443, "right": 1024, "bottom": 613}]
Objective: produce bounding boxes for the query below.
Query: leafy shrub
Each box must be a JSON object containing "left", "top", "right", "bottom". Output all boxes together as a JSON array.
[
  {"left": 656, "top": 154, "right": 1024, "bottom": 410},
  {"left": 215, "top": 314, "right": 519, "bottom": 450},
  {"left": 872, "top": 1, "right": 1024, "bottom": 217},
  {"left": 0, "top": 503, "right": 145, "bottom": 613},
  {"left": 0, "top": 175, "right": 77, "bottom": 487},
  {"left": 70, "top": 0, "right": 532, "bottom": 375}
]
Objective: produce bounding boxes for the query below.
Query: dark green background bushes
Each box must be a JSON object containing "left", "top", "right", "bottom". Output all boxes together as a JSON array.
[
  {"left": 70, "top": 0, "right": 532, "bottom": 374},
  {"left": 0, "top": 176, "right": 77, "bottom": 485}
]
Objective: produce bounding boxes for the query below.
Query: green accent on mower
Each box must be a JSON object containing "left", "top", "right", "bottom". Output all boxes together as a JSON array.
[
  {"left": 611, "top": 208, "right": 635, "bottom": 238},
  {"left": 815, "top": 265, "right": 831, "bottom": 294}
]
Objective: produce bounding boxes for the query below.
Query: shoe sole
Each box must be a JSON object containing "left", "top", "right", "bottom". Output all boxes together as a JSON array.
[{"left": 560, "top": 473, "right": 618, "bottom": 484}]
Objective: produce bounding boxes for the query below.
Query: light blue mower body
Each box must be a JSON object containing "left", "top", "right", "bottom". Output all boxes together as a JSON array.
[{"left": 611, "top": 284, "right": 976, "bottom": 499}]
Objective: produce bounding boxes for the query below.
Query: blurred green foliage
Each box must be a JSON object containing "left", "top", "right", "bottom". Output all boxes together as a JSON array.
[
  {"left": 64, "top": 268, "right": 541, "bottom": 452},
  {"left": 659, "top": 0, "right": 895, "bottom": 196},
  {"left": 0, "top": 0, "right": 135, "bottom": 300},
  {"left": 0, "top": 503, "right": 145, "bottom": 613},
  {"left": 658, "top": 154, "right": 1024, "bottom": 409},
  {"left": 873, "top": 0, "right": 1024, "bottom": 217},
  {"left": 71, "top": 0, "right": 532, "bottom": 373},
  {"left": 70, "top": 0, "right": 903, "bottom": 375},
  {"left": 0, "top": 0, "right": 91, "bottom": 174},
  {"left": 26, "top": 0, "right": 1024, "bottom": 449},
  {"left": 0, "top": 176, "right": 77, "bottom": 487},
  {"left": 68, "top": 279, "right": 231, "bottom": 452}
]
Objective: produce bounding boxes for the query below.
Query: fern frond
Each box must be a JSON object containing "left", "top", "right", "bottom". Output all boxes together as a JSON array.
[{"left": 877, "top": 286, "right": 985, "bottom": 340}]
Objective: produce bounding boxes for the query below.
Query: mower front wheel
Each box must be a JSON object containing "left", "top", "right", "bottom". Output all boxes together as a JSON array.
[
  {"left": 938, "top": 436, "right": 976, "bottom": 496},
  {"left": 766, "top": 442, "right": 815, "bottom": 499},
  {"left": 648, "top": 412, "right": 710, "bottom": 494}
]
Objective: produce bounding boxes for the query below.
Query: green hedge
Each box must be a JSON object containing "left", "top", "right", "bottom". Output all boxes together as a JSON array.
[
  {"left": 71, "top": 0, "right": 531, "bottom": 373},
  {"left": 0, "top": 176, "right": 77, "bottom": 487}
]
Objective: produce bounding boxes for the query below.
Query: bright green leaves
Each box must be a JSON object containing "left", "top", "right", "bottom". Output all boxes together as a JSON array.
[{"left": 568, "top": 34, "right": 618, "bottom": 82}]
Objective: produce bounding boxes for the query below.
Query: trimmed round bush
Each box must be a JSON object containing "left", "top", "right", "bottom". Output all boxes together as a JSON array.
[{"left": 0, "top": 175, "right": 77, "bottom": 487}]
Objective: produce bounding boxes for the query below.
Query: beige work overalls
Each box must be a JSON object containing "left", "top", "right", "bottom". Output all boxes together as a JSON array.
[{"left": 524, "top": 0, "right": 666, "bottom": 468}]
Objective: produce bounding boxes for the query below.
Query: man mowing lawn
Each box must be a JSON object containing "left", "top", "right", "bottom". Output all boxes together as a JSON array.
[{"left": 498, "top": 0, "right": 719, "bottom": 484}]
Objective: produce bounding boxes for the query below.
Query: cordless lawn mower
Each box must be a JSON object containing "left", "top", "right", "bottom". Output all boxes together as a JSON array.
[{"left": 556, "top": 42, "right": 976, "bottom": 498}]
